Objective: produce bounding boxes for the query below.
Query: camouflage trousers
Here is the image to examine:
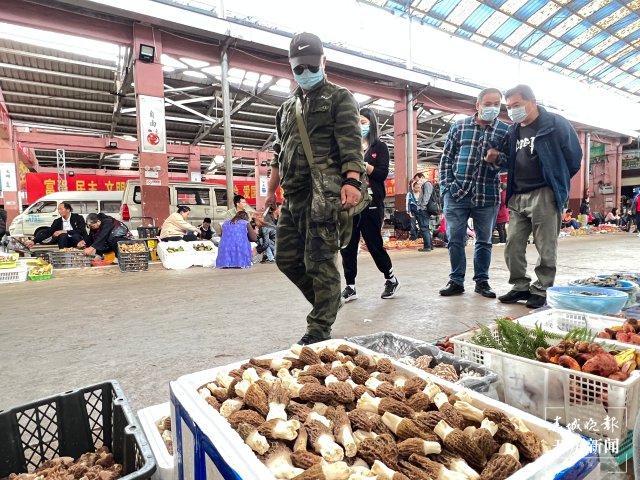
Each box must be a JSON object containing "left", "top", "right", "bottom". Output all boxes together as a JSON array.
[{"left": 276, "top": 189, "right": 341, "bottom": 339}]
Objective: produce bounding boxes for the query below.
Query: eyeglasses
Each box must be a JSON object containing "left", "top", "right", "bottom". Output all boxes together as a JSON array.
[{"left": 293, "top": 64, "right": 320, "bottom": 75}]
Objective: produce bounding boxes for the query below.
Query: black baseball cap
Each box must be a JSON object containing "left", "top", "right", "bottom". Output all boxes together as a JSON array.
[{"left": 289, "top": 32, "right": 324, "bottom": 68}]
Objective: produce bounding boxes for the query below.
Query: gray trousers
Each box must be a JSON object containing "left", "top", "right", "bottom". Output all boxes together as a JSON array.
[{"left": 504, "top": 187, "right": 561, "bottom": 297}]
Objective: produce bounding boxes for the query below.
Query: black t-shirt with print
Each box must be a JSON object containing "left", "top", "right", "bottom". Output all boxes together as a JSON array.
[{"left": 513, "top": 118, "right": 547, "bottom": 194}]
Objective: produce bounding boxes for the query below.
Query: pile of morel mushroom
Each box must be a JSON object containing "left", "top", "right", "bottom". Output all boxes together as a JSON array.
[{"left": 198, "top": 344, "right": 550, "bottom": 480}]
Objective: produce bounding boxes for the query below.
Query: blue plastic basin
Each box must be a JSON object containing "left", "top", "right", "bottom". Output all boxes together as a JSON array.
[{"left": 547, "top": 286, "right": 628, "bottom": 314}]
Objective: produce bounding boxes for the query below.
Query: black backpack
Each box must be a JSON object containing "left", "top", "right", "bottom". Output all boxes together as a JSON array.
[{"left": 426, "top": 186, "right": 441, "bottom": 216}]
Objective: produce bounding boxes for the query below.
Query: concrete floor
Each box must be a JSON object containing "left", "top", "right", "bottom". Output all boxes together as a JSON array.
[{"left": 1, "top": 233, "right": 638, "bottom": 414}]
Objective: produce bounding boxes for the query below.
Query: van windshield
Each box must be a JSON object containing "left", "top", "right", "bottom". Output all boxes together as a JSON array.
[{"left": 29, "top": 201, "right": 57, "bottom": 214}]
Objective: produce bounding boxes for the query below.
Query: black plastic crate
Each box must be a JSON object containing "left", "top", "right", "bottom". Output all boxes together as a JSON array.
[
  {"left": 0, "top": 380, "right": 156, "bottom": 479},
  {"left": 49, "top": 251, "right": 93, "bottom": 269},
  {"left": 33, "top": 251, "right": 53, "bottom": 263},
  {"left": 136, "top": 227, "right": 160, "bottom": 239},
  {"left": 117, "top": 241, "right": 149, "bottom": 273}
]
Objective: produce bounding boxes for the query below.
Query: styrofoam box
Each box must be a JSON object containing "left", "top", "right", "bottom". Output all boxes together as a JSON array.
[
  {"left": 190, "top": 241, "right": 218, "bottom": 268},
  {"left": 138, "top": 403, "right": 174, "bottom": 480},
  {"left": 157, "top": 241, "right": 194, "bottom": 270},
  {"left": 171, "top": 340, "right": 597, "bottom": 480},
  {"left": 518, "top": 308, "right": 637, "bottom": 350},
  {"left": 450, "top": 325, "right": 640, "bottom": 441}
]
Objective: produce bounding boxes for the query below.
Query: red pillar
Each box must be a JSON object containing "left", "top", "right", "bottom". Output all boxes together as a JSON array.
[
  {"left": 568, "top": 131, "right": 587, "bottom": 212},
  {"left": 133, "top": 25, "right": 170, "bottom": 227},
  {"left": 0, "top": 135, "right": 20, "bottom": 221},
  {"left": 393, "top": 92, "right": 417, "bottom": 211},
  {"left": 188, "top": 146, "right": 201, "bottom": 182}
]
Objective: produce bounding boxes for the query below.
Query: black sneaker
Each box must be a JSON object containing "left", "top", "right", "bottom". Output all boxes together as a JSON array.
[
  {"left": 475, "top": 281, "right": 496, "bottom": 298},
  {"left": 297, "top": 334, "right": 328, "bottom": 346},
  {"left": 381, "top": 279, "right": 400, "bottom": 299},
  {"left": 341, "top": 286, "right": 358, "bottom": 303},
  {"left": 526, "top": 294, "right": 546, "bottom": 309},
  {"left": 439, "top": 281, "right": 465, "bottom": 296},
  {"left": 418, "top": 248, "right": 433, "bottom": 252},
  {"left": 498, "top": 289, "right": 531, "bottom": 304}
]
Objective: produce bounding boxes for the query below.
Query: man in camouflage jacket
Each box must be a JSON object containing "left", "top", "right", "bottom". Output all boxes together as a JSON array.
[{"left": 265, "top": 32, "right": 364, "bottom": 345}]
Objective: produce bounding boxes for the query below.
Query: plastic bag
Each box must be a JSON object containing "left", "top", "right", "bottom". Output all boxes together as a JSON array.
[{"left": 346, "top": 331, "right": 499, "bottom": 398}]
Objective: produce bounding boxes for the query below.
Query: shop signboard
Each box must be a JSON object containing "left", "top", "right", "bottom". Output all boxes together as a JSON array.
[
  {"left": 138, "top": 95, "right": 167, "bottom": 154},
  {"left": 622, "top": 150, "right": 640, "bottom": 171},
  {"left": 0, "top": 162, "right": 18, "bottom": 194}
]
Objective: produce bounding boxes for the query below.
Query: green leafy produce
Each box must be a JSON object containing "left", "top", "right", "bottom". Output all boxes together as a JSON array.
[{"left": 470, "top": 318, "right": 593, "bottom": 359}]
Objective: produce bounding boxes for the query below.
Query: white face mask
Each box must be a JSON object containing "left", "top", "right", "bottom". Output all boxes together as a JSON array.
[
  {"left": 507, "top": 106, "right": 528, "bottom": 123},
  {"left": 479, "top": 106, "right": 500, "bottom": 122}
]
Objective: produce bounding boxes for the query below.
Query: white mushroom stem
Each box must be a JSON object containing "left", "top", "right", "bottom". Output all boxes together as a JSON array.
[
  {"left": 509, "top": 416, "right": 531, "bottom": 434},
  {"left": 220, "top": 398, "right": 244, "bottom": 418},
  {"left": 348, "top": 465, "right": 375, "bottom": 479},
  {"left": 317, "top": 433, "right": 344, "bottom": 463},
  {"left": 344, "top": 361, "right": 357, "bottom": 372},
  {"left": 434, "top": 420, "right": 454, "bottom": 442},
  {"left": 312, "top": 403, "right": 330, "bottom": 415},
  {"left": 499, "top": 442, "right": 520, "bottom": 462},
  {"left": 325, "top": 375, "right": 339, "bottom": 385},
  {"left": 454, "top": 388, "right": 473, "bottom": 404},
  {"left": 161, "top": 430, "right": 172, "bottom": 444},
  {"left": 234, "top": 380, "right": 251, "bottom": 398},
  {"left": 423, "top": 383, "right": 442, "bottom": 400},
  {"left": 381, "top": 412, "right": 403, "bottom": 435},
  {"left": 371, "top": 460, "right": 398, "bottom": 480},
  {"left": 345, "top": 379, "right": 359, "bottom": 389},
  {"left": 353, "top": 429, "right": 377, "bottom": 447},
  {"left": 290, "top": 344, "right": 303, "bottom": 356},
  {"left": 365, "top": 377, "right": 384, "bottom": 392},
  {"left": 335, "top": 423, "right": 357, "bottom": 458},
  {"left": 453, "top": 401, "right": 484, "bottom": 423},
  {"left": 242, "top": 368, "right": 260, "bottom": 383},
  {"left": 216, "top": 371, "right": 235, "bottom": 388},
  {"left": 352, "top": 458, "right": 371, "bottom": 469},
  {"left": 448, "top": 458, "right": 479, "bottom": 480},
  {"left": 265, "top": 448, "right": 304, "bottom": 479},
  {"left": 356, "top": 392, "right": 381, "bottom": 413},
  {"left": 317, "top": 461, "right": 351, "bottom": 480},
  {"left": 206, "top": 383, "right": 226, "bottom": 397},
  {"left": 541, "top": 439, "right": 552, "bottom": 453},
  {"left": 267, "top": 401, "right": 288, "bottom": 421},
  {"left": 480, "top": 418, "right": 498, "bottom": 436},
  {"left": 463, "top": 426, "right": 476, "bottom": 436},
  {"left": 433, "top": 392, "right": 450, "bottom": 410},
  {"left": 271, "top": 358, "right": 292, "bottom": 370},
  {"left": 331, "top": 360, "right": 343, "bottom": 369},
  {"left": 244, "top": 429, "right": 270, "bottom": 455},
  {"left": 270, "top": 419, "right": 301, "bottom": 440},
  {"left": 392, "top": 376, "right": 407, "bottom": 388},
  {"left": 309, "top": 412, "right": 332, "bottom": 428},
  {"left": 198, "top": 388, "right": 212, "bottom": 399},
  {"left": 260, "top": 371, "right": 277, "bottom": 385}
]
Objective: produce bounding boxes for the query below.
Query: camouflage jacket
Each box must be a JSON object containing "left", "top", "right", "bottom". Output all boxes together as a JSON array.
[{"left": 271, "top": 78, "right": 364, "bottom": 195}]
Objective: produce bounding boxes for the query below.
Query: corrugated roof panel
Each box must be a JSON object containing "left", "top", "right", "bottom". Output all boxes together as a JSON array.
[
  {"left": 526, "top": 2, "right": 561, "bottom": 27},
  {"left": 550, "top": 65, "right": 564, "bottom": 73},
  {"left": 601, "top": 40, "right": 628, "bottom": 57},
  {"left": 480, "top": 0, "right": 508, "bottom": 9},
  {"left": 447, "top": 0, "right": 482, "bottom": 26},
  {"left": 460, "top": 3, "right": 495, "bottom": 30},
  {"left": 569, "top": 25, "right": 602, "bottom": 47},
  {"left": 540, "top": 8, "right": 572, "bottom": 30},
  {"left": 537, "top": 39, "right": 566, "bottom": 60},
  {"left": 623, "top": 57, "right": 640, "bottom": 73},
  {"left": 484, "top": 39, "right": 502, "bottom": 50},
  {"left": 609, "top": 46, "right": 634, "bottom": 64},
  {"left": 588, "top": 1, "right": 624, "bottom": 23},
  {"left": 421, "top": 17, "right": 442, "bottom": 27},
  {"left": 580, "top": 31, "right": 610, "bottom": 50},
  {"left": 412, "top": 0, "right": 438, "bottom": 12},
  {"left": 549, "top": 44, "right": 575, "bottom": 64},
  {"left": 489, "top": 17, "right": 522, "bottom": 42},
  {"left": 588, "top": 62, "right": 611, "bottom": 77},
  {"left": 576, "top": 56, "right": 603, "bottom": 73},
  {"left": 613, "top": 17, "right": 640, "bottom": 39},
  {"left": 527, "top": 34, "right": 556, "bottom": 56},
  {"left": 561, "top": 20, "right": 592, "bottom": 43},
  {"left": 455, "top": 28, "right": 473, "bottom": 40},
  {"left": 625, "top": 79, "right": 640, "bottom": 92},
  {"left": 567, "top": 51, "right": 594, "bottom": 69},
  {"left": 499, "top": 0, "right": 529, "bottom": 15},
  {"left": 596, "top": 5, "right": 632, "bottom": 29},
  {"left": 567, "top": 0, "right": 593, "bottom": 11},
  {"left": 549, "top": 13, "right": 583, "bottom": 38},
  {"left": 577, "top": 0, "right": 614, "bottom": 18},
  {"left": 591, "top": 35, "right": 619, "bottom": 55},
  {"left": 504, "top": 24, "right": 535, "bottom": 47},
  {"left": 475, "top": 10, "right": 510, "bottom": 37},
  {"left": 429, "top": 0, "right": 460, "bottom": 18},
  {"left": 555, "top": 47, "right": 585, "bottom": 66}
]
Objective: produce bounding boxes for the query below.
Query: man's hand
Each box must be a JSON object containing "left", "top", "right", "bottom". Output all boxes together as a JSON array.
[
  {"left": 83, "top": 246, "right": 96, "bottom": 256},
  {"left": 485, "top": 148, "right": 499, "bottom": 164},
  {"left": 24, "top": 239, "right": 34, "bottom": 248},
  {"left": 341, "top": 184, "right": 361, "bottom": 209},
  {"left": 52, "top": 229, "right": 66, "bottom": 238},
  {"left": 77, "top": 240, "right": 86, "bottom": 248},
  {"left": 264, "top": 192, "right": 277, "bottom": 210}
]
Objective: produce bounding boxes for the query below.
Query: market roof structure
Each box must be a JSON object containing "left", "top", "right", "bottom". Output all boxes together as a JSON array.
[{"left": 362, "top": 0, "right": 640, "bottom": 99}]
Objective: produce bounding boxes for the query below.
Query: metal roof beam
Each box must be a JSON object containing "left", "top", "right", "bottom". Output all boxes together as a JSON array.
[
  {"left": 0, "top": 46, "right": 117, "bottom": 71},
  {"left": 109, "top": 46, "right": 134, "bottom": 142},
  {"left": 2, "top": 90, "right": 113, "bottom": 106},
  {"left": 0, "top": 63, "right": 114, "bottom": 84},
  {"left": 10, "top": 113, "right": 111, "bottom": 126},
  {"left": 0, "top": 77, "right": 114, "bottom": 96},
  {"left": 5, "top": 102, "right": 112, "bottom": 116}
]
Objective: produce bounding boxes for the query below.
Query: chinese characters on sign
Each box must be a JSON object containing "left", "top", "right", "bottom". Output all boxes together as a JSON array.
[
  {"left": 0, "top": 163, "right": 18, "bottom": 193},
  {"left": 138, "top": 95, "right": 167, "bottom": 154}
]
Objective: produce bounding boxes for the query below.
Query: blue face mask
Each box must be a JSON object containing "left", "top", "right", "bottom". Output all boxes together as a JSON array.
[
  {"left": 293, "top": 69, "right": 324, "bottom": 90},
  {"left": 479, "top": 106, "right": 500, "bottom": 122},
  {"left": 508, "top": 106, "right": 528, "bottom": 123},
  {"left": 361, "top": 125, "right": 370, "bottom": 137}
]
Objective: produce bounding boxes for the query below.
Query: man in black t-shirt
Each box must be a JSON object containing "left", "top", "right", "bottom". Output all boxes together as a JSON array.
[{"left": 498, "top": 85, "right": 582, "bottom": 309}]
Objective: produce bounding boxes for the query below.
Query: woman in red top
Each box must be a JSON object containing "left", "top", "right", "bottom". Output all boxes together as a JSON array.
[{"left": 496, "top": 183, "right": 509, "bottom": 244}]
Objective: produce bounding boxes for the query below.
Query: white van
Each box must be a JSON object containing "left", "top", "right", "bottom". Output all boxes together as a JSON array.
[
  {"left": 121, "top": 180, "right": 229, "bottom": 233},
  {"left": 9, "top": 191, "right": 123, "bottom": 239}
]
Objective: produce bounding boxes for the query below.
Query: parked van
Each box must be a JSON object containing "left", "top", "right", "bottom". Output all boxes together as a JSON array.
[
  {"left": 9, "top": 191, "right": 123, "bottom": 239},
  {"left": 120, "top": 180, "right": 229, "bottom": 233}
]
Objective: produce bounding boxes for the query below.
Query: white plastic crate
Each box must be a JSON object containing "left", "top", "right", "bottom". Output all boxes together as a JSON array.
[
  {"left": 0, "top": 265, "right": 28, "bottom": 284},
  {"left": 171, "top": 340, "right": 596, "bottom": 480},
  {"left": 157, "top": 241, "right": 194, "bottom": 270},
  {"left": 450, "top": 325, "right": 640, "bottom": 441},
  {"left": 190, "top": 241, "right": 218, "bottom": 268},
  {"left": 138, "top": 403, "right": 174, "bottom": 480}
]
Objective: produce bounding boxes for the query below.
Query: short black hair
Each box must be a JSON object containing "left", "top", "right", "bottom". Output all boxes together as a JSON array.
[
  {"left": 413, "top": 172, "right": 425, "bottom": 180},
  {"left": 61, "top": 202, "right": 73, "bottom": 212},
  {"left": 477, "top": 88, "right": 502, "bottom": 103},
  {"left": 203, "top": 217, "right": 212, "bottom": 223},
  {"left": 177, "top": 205, "right": 191, "bottom": 214},
  {"left": 233, "top": 195, "right": 245, "bottom": 207},
  {"left": 505, "top": 84, "right": 536, "bottom": 101},
  {"left": 359, "top": 107, "right": 380, "bottom": 147},
  {"left": 566, "top": 208, "right": 573, "bottom": 214}
]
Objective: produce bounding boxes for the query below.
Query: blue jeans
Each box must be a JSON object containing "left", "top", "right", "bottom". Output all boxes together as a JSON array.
[
  {"left": 443, "top": 192, "right": 498, "bottom": 285},
  {"left": 415, "top": 210, "right": 432, "bottom": 249}
]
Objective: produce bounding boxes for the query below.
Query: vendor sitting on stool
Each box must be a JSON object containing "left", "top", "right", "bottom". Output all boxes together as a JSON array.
[
  {"left": 25, "top": 202, "right": 88, "bottom": 249},
  {"left": 84, "top": 213, "right": 131, "bottom": 257},
  {"left": 159, "top": 205, "right": 200, "bottom": 241},
  {"left": 197, "top": 217, "right": 214, "bottom": 240}
]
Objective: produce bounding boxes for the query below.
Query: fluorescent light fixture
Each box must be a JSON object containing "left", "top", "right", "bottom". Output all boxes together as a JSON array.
[
  {"left": 260, "top": 74, "right": 273, "bottom": 83},
  {"left": 276, "top": 78, "right": 291, "bottom": 87},
  {"left": 162, "top": 66, "right": 176, "bottom": 73},
  {"left": 245, "top": 71, "right": 260, "bottom": 81},
  {"left": 202, "top": 65, "right": 222, "bottom": 75},
  {"left": 214, "top": 155, "right": 225, "bottom": 165},
  {"left": 228, "top": 68, "right": 246, "bottom": 77},
  {"left": 243, "top": 79, "right": 258, "bottom": 87},
  {"left": 183, "top": 70, "right": 207, "bottom": 79},
  {"left": 180, "top": 57, "right": 210, "bottom": 68},
  {"left": 161, "top": 54, "right": 187, "bottom": 69},
  {"left": 119, "top": 153, "right": 134, "bottom": 169},
  {"left": 120, "top": 153, "right": 134, "bottom": 160}
]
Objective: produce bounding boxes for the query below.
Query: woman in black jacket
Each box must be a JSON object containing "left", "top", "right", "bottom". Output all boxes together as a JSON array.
[
  {"left": 83, "top": 212, "right": 131, "bottom": 257},
  {"left": 340, "top": 108, "right": 399, "bottom": 302}
]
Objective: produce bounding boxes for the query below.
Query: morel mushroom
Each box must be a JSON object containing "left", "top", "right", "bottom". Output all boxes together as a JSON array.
[
  {"left": 402, "top": 377, "right": 427, "bottom": 397},
  {"left": 328, "top": 382, "right": 356, "bottom": 404},
  {"left": 370, "top": 460, "right": 411, "bottom": 480},
  {"left": 406, "top": 392, "right": 431, "bottom": 413},
  {"left": 250, "top": 357, "right": 292, "bottom": 371},
  {"left": 258, "top": 418, "right": 301, "bottom": 441},
  {"left": 291, "top": 461, "right": 351, "bottom": 480},
  {"left": 357, "top": 392, "right": 414, "bottom": 418},
  {"left": 206, "top": 396, "right": 221, "bottom": 411},
  {"left": 205, "top": 382, "right": 229, "bottom": 403},
  {"left": 398, "top": 460, "right": 434, "bottom": 480},
  {"left": 287, "top": 401, "right": 311, "bottom": 422},
  {"left": 267, "top": 379, "right": 291, "bottom": 421},
  {"left": 480, "top": 443, "right": 521, "bottom": 480},
  {"left": 331, "top": 365, "right": 351, "bottom": 382},
  {"left": 510, "top": 417, "right": 542, "bottom": 461},
  {"left": 216, "top": 370, "right": 235, "bottom": 388},
  {"left": 348, "top": 465, "right": 376, "bottom": 479},
  {"left": 300, "top": 384, "right": 333, "bottom": 403},
  {"left": 348, "top": 409, "right": 374, "bottom": 432},
  {"left": 263, "top": 443, "right": 304, "bottom": 479},
  {"left": 351, "top": 366, "right": 370, "bottom": 385},
  {"left": 220, "top": 398, "right": 244, "bottom": 418},
  {"left": 433, "top": 451, "right": 480, "bottom": 480},
  {"left": 413, "top": 411, "right": 448, "bottom": 432},
  {"left": 228, "top": 409, "right": 265, "bottom": 429},
  {"left": 382, "top": 412, "right": 436, "bottom": 441},
  {"left": 236, "top": 422, "right": 270, "bottom": 455},
  {"left": 432, "top": 393, "right": 465, "bottom": 429},
  {"left": 434, "top": 420, "right": 487, "bottom": 470},
  {"left": 353, "top": 429, "right": 378, "bottom": 447},
  {"left": 319, "top": 347, "right": 339, "bottom": 363},
  {"left": 291, "top": 450, "right": 322, "bottom": 470},
  {"left": 483, "top": 408, "right": 517, "bottom": 444},
  {"left": 245, "top": 383, "right": 269, "bottom": 417},
  {"left": 453, "top": 401, "right": 484, "bottom": 423},
  {"left": 352, "top": 384, "right": 371, "bottom": 399},
  {"left": 329, "top": 405, "right": 357, "bottom": 457},
  {"left": 397, "top": 438, "right": 442, "bottom": 457},
  {"left": 298, "top": 346, "right": 322, "bottom": 365},
  {"left": 336, "top": 344, "right": 359, "bottom": 357},
  {"left": 308, "top": 411, "right": 332, "bottom": 428},
  {"left": 408, "top": 454, "right": 468, "bottom": 480},
  {"left": 306, "top": 419, "right": 345, "bottom": 462},
  {"left": 470, "top": 419, "right": 499, "bottom": 458},
  {"left": 365, "top": 378, "right": 405, "bottom": 401},
  {"left": 431, "top": 364, "right": 459, "bottom": 383}
]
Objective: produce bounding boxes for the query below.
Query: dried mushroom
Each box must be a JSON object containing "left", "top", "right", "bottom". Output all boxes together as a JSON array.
[
  {"left": 299, "top": 346, "right": 322, "bottom": 365},
  {"left": 244, "top": 383, "right": 269, "bottom": 417},
  {"left": 402, "top": 377, "right": 427, "bottom": 397},
  {"left": 263, "top": 443, "right": 304, "bottom": 479},
  {"left": 431, "top": 364, "right": 459, "bottom": 383},
  {"left": 6, "top": 449, "right": 123, "bottom": 480},
  {"left": 376, "top": 357, "right": 395, "bottom": 374},
  {"left": 480, "top": 443, "right": 521, "bottom": 480},
  {"left": 434, "top": 420, "right": 487, "bottom": 470},
  {"left": 470, "top": 419, "right": 499, "bottom": 457},
  {"left": 267, "top": 379, "right": 291, "bottom": 421},
  {"left": 331, "top": 365, "right": 350, "bottom": 382},
  {"left": 336, "top": 344, "right": 359, "bottom": 357},
  {"left": 328, "top": 405, "right": 357, "bottom": 457},
  {"left": 397, "top": 438, "right": 441, "bottom": 457},
  {"left": 291, "top": 451, "right": 322, "bottom": 470},
  {"left": 358, "top": 434, "right": 400, "bottom": 470},
  {"left": 351, "top": 366, "right": 370, "bottom": 385},
  {"left": 413, "top": 411, "right": 448, "bottom": 432},
  {"left": 348, "top": 409, "right": 373, "bottom": 432},
  {"left": 306, "top": 419, "right": 345, "bottom": 462},
  {"left": 299, "top": 384, "right": 332, "bottom": 403},
  {"left": 510, "top": 417, "right": 542, "bottom": 461},
  {"left": 319, "top": 348, "right": 339, "bottom": 363},
  {"left": 406, "top": 392, "right": 431, "bottom": 413},
  {"left": 291, "top": 461, "right": 351, "bottom": 480},
  {"left": 357, "top": 393, "right": 414, "bottom": 418},
  {"left": 228, "top": 409, "right": 265, "bottom": 429},
  {"left": 432, "top": 393, "right": 465, "bottom": 430},
  {"left": 287, "top": 401, "right": 311, "bottom": 422},
  {"left": 483, "top": 408, "right": 517, "bottom": 444},
  {"left": 236, "top": 422, "right": 270, "bottom": 455},
  {"left": 370, "top": 460, "right": 410, "bottom": 480},
  {"left": 220, "top": 398, "right": 244, "bottom": 418},
  {"left": 258, "top": 418, "right": 301, "bottom": 441},
  {"left": 304, "top": 364, "right": 332, "bottom": 378},
  {"left": 408, "top": 454, "right": 468, "bottom": 480},
  {"left": 327, "top": 382, "right": 355, "bottom": 404},
  {"left": 382, "top": 412, "right": 436, "bottom": 441}
]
